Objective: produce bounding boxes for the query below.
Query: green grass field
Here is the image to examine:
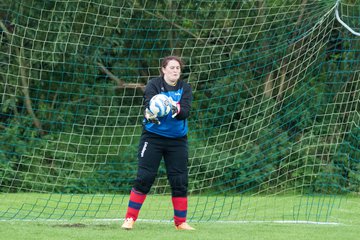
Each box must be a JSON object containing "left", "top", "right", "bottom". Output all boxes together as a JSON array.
[
  {"left": 1, "top": 220, "right": 359, "bottom": 240},
  {"left": 0, "top": 193, "right": 359, "bottom": 240}
]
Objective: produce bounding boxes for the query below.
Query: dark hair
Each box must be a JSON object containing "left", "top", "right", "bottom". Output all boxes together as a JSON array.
[{"left": 160, "top": 56, "right": 184, "bottom": 76}]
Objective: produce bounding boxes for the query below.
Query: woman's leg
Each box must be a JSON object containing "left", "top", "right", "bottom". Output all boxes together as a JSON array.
[
  {"left": 163, "top": 137, "right": 192, "bottom": 228},
  {"left": 123, "top": 133, "right": 163, "bottom": 226}
]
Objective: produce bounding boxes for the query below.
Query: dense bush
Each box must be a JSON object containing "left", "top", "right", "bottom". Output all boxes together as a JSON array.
[{"left": 0, "top": 0, "right": 359, "bottom": 194}]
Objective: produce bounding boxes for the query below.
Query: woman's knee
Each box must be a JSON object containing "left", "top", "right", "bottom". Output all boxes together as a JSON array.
[
  {"left": 133, "top": 174, "right": 156, "bottom": 194},
  {"left": 168, "top": 174, "right": 188, "bottom": 197}
]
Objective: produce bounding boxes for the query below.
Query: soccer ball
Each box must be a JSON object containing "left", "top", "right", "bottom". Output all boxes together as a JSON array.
[{"left": 149, "top": 94, "right": 171, "bottom": 117}]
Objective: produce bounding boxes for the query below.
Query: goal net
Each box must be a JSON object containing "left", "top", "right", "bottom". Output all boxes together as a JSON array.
[{"left": 0, "top": 0, "right": 359, "bottom": 224}]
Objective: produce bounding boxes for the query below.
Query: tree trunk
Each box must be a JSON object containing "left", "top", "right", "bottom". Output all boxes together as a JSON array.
[
  {"left": 0, "top": 21, "right": 44, "bottom": 135},
  {"left": 275, "top": 0, "right": 308, "bottom": 102}
]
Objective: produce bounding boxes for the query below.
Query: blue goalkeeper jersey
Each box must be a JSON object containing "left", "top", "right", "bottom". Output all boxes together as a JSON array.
[{"left": 143, "top": 76, "right": 192, "bottom": 138}]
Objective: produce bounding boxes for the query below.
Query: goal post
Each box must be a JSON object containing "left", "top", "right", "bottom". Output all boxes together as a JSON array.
[{"left": 0, "top": 0, "right": 359, "bottom": 223}]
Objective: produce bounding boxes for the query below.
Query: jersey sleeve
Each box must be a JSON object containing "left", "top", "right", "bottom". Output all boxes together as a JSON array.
[
  {"left": 143, "top": 79, "right": 159, "bottom": 109},
  {"left": 176, "top": 83, "right": 192, "bottom": 120}
]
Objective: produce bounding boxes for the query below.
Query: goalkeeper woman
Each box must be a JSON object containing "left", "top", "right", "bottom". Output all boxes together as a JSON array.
[{"left": 121, "top": 56, "right": 194, "bottom": 230}]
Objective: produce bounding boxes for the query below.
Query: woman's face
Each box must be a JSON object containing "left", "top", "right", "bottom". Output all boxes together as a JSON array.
[{"left": 162, "top": 60, "right": 181, "bottom": 83}]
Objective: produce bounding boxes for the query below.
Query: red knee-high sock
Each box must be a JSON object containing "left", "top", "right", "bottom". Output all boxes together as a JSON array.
[
  {"left": 125, "top": 188, "right": 147, "bottom": 221},
  {"left": 172, "top": 197, "right": 187, "bottom": 226}
]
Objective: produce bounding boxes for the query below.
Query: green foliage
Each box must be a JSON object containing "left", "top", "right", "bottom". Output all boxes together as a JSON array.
[{"left": 0, "top": 0, "right": 359, "bottom": 195}]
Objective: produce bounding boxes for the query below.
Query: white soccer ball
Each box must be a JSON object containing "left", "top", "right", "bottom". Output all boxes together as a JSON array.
[{"left": 149, "top": 94, "right": 171, "bottom": 117}]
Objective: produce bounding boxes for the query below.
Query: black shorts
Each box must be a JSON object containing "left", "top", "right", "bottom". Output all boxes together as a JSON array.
[{"left": 133, "top": 131, "right": 189, "bottom": 196}]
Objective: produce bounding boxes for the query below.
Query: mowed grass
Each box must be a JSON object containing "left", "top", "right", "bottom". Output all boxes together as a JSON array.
[
  {"left": 1, "top": 220, "right": 359, "bottom": 240},
  {"left": 0, "top": 193, "right": 359, "bottom": 240}
]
